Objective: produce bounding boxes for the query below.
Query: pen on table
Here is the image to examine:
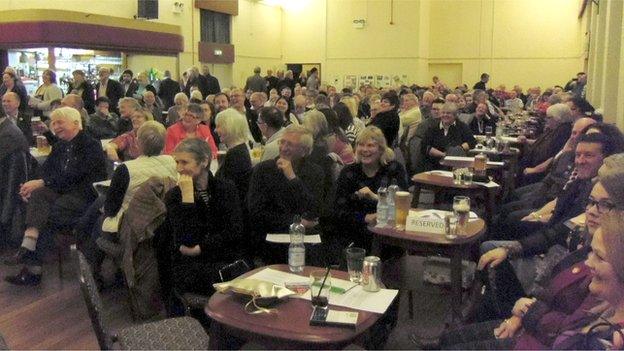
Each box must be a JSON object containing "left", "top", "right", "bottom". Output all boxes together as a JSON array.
[{"left": 347, "top": 242, "right": 354, "bottom": 249}]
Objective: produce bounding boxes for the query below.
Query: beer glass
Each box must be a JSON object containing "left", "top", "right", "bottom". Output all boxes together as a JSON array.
[
  {"left": 452, "top": 196, "right": 470, "bottom": 234},
  {"left": 394, "top": 191, "right": 413, "bottom": 230}
]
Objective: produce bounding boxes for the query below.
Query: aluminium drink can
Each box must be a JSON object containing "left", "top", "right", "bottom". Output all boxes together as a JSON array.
[{"left": 361, "top": 256, "right": 381, "bottom": 292}]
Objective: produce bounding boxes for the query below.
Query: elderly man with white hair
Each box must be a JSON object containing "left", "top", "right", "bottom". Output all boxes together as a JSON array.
[
  {"left": 247, "top": 124, "right": 324, "bottom": 264},
  {"left": 4, "top": 107, "right": 107, "bottom": 286}
]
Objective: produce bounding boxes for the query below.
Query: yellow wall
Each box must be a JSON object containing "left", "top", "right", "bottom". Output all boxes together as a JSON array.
[
  {"left": 230, "top": 0, "right": 284, "bottom": 88},
  {"left": 4, "top": 0, "right": 589, "bottom": 93}
]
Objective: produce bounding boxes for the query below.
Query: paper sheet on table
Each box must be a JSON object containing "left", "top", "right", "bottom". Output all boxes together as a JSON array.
[
  {"left": 474, "top": 180, "right": 500, "bottom": 188},
  {"left": 444, "top": 156, "right": 504, "bottom": 167},
  {"left": 443, "top": 156, "right": 474, "bottom": 162},
  {"left": 247, "top": 268, "right": 398, "bottom": 314},
  {"left": 414, "top": 209, "right": 480, "bottom": 222},
  {"left": 427, "top": 170, "right": 454, "bottom": 177},
  {"left": 265, "top": 234, "right": 322, "bottom": 244}
]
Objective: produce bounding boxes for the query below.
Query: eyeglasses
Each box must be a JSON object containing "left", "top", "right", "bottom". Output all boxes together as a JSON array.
[{"left": 586, "top": 197, "right": 616, "bottom": 214}]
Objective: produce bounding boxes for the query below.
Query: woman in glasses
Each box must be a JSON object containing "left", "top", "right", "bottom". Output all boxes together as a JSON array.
[{"left": 388, "top": 153, "right": 624, "bottom": 349}]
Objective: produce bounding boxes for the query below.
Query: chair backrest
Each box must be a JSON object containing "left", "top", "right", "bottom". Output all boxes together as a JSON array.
[
  {"left": 77, "top": 251, "right": 111, "bottom": 350},
  {"left": 458, "top": 113, "right": 475, "bottom": 125}
]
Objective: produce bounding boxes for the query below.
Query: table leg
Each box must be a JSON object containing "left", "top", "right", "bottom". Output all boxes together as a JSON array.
[{"left": 450, "top": 249, "right": 462, "bottom": 324}]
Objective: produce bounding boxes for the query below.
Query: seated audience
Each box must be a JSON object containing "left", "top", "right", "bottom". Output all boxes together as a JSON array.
[
  {"left": 331, "top": 126, "right": 408, "bottom": 252},
  {"left": 87, "top": 97, "right": 119, "bottom": 140},
  {"left": 477, "top": 153, "right": 624, "bottom": 320},
  {"left": 116, "top": 97, "right": 142, "bottom": 135},
  {"left": 276, "top": 96, "right": 299, "bottom": 126},
  {"left": 106, "top": 108, "right": 153, "bottom": 161},
  {"left": 421, "top": 102, "right": 476, "bottom": 171},
  {"left": 166, "top": 92, "right": 189, "bottom": 126},
  {"left": 258, "top": 106, "right": 286, "bottom": 161},
  {"left": 334, "top": 101, "right": 360, "bottom": 146},
  {"left": 398, "top": 93, "right": 422, "bottom": 138},
  {"left": 0, "top": 112, "right": 30, "bottom": 246},
  {"left": 247, "top": 125, "right": 324, "bottom": 263},
  {"left": 1, "top": 69, "right": 30, "bottom": 115},
  {"left": 158, "top": 138, "right": 243, "bottom": 298},
  {"left": 390, "top": 154, "right": 624, "bottom": 349},
  {"left": 4, "top": 107, "right": 107, "bottom": 286},
  {"left": 469, "top": 102, "right": 497, "bottom": 135},
  {"left": 491, "top": 133, "right": 618, "bottom": 241},
  {"left": 164, "top": 103, "right": 218, "bottom": 156},
  {"left": 214, "top": 110, "right": 252, "bottom": 204},
  {"left": 28, "top": 69, "right": 64, "bottom": 119},
  {"left": 141, "top": 90, "right": 163, "bottom": 124},
  {"left": 518, "top": 103, "right": 574, "bottom": 184},
  {"left": 2, "top": 92, "right": 32, "bottom": 144},
  {"left": 369, "top": 91, "right": 400, "bottom": 147}
]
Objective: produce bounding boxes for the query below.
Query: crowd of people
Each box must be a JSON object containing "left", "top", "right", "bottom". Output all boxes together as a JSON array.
[{"left": 2, "top": 62, "right": 624, "bottom": 349}]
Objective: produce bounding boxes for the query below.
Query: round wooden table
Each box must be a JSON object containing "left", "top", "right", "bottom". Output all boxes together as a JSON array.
[
  {"left": 205, "top": 264, "right": 384, "bottom": 350},
  {"left": 411, "top": 171, "right": 499, "bottom": 224},
  {"left": 368, "top": 210, "right": 486, "bottom": 323}
]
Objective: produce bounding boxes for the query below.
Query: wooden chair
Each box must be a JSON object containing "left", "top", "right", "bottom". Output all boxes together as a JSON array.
[{"left": 77, "top": 251, "right": 210, "bottom": 350}]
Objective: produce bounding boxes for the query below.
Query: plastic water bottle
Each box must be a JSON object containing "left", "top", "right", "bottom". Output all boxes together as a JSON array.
[
  {"left": 288, "top": 215, "right": 305, "bottom": 272},
  {"left": 387, "top": 181, "right": 399, "bottom": 227},
  {"left": 376, "top": 187, "right": 388, "bottom": 227}
]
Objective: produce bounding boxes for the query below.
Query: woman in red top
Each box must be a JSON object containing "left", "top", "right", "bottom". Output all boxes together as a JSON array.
[{"left": 164, "top": 103, "right": 218, "bottom": 157}]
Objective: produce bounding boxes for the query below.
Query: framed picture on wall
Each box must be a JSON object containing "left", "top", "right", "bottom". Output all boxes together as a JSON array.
[
  {"left": 358, "top": 75, "right": 374, "bottom": 87},
  {"left": 344, "top": 75, "right": 357, "bottom": 89}
]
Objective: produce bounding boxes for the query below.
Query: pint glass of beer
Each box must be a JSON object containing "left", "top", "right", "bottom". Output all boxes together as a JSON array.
[
  {"left": 453, "top": 196, "right": 471, "bottom": 234},
  {"left": 395, "top": 191, "right": 413, "bottom": 230},
  {"left": 36, "top": 135, "right": 50, "bottom": 155}
]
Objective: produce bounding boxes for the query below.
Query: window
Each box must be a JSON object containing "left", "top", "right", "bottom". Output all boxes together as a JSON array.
[{"left": 200, "top": 9, "right": 230, "bottom": 44}]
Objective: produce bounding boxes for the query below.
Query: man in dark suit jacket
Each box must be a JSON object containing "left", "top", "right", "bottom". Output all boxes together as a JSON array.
[
  {"left": 201, "top": 66, "right": 221, "bottom": 96},
  {"left": 120, "top": 69, "right": 139, "bottom": 98},
  {"left": 473, "top": 73, "right": 489, "bottom": 91},
  {"left": 2, "top": 92, "right": 32, "bottom": 145},
  {"left": 95, "top": 68, "right": 125, "bottom": 115},
  {"left": 158, "top": 70, "right": 181, "bottom": 110},
  {"left": 67, "top": 70, "right": 96, "bottom": 114}
]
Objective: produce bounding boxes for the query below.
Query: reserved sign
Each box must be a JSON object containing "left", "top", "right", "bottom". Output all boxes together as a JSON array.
[{"left": 406, "top": 216, "right": 446, "bottom": 234}]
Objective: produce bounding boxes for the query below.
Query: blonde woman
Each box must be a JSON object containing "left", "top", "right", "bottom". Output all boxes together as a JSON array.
[{"left": 331, "top": 126, "right": 408, "bottom": 251}]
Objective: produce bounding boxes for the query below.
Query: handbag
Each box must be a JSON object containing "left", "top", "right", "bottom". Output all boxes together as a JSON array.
[{"left": 422, "top": 256, "right": 475, "bottom": 289}]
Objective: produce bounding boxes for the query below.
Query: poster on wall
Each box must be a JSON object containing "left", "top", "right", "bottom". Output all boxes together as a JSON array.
[
  {"left": 358, "top": 75, "right": 374, "bottom": 87},
  {"left": 344, "top": 75, "right": 357, "bottom": 89},
  {"left": 375, "top": 75, "right": 392, "bottom": 88},
  {"left": 393, "top": 74, "right": 409, "bottom": 86}
]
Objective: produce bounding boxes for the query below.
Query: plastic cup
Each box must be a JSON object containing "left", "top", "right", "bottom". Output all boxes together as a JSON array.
[{"left": 345, "top": 247, "right": 366, "bottom": 283}]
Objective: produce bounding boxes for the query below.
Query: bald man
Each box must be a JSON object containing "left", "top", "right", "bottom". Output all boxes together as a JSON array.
[{"left": 2, "top": 92, "right": 32, "bottom": 144}]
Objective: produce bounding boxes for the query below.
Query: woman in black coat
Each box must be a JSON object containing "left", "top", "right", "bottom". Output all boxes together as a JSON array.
[
  {"left": 369, "top": 91, "right": 400, "bottom": 147},
  {"left": 160, "top": 138, "right": 244, "bottom": 296}
]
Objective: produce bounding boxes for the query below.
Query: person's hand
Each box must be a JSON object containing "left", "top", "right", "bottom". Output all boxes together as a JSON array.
[
  {"left": 356, "top": 186, "right": 378, "bottom": 201},
  {"left": 478, "top": 247, "right": 508, "bottom": 270},
  {"left": 612, "top": 330, "right": 624, "bottom": 349},
  {"left": 19, "top": 179, "right": 45, "bottom": 202},
  {"left": 493, "top": 316, "right": 522, "bottom": 339},
  {"left": 364, "top": 213, "right": 377, "bottom": 225},
  {"left": 106, "top": 147, "right": 120, "bottom": 162},
  {"left": 179, "top": 245, "right": 201, "bottom": 256},
  {"left": 523, "top": 167, "right": 536, "bottom": 175},
  {"left": 517, "top": 135, "right": 528, "bottom": 144},
  {"left": 178, "top": 174, "right": 194, "bottom": 203},
  {"left": 276, "top": 157, "right": 296, "bottom": 180},
  {"left": 301, "top": 218, "right": 318, "bottom": 229},
  {"left": 512, "top": 297, "right": 536, "bottom": 318},
  {"left": 522, "top": 212, "right": 550, "bottom": 223}
]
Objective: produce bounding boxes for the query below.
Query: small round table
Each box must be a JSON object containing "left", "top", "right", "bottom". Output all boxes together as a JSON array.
[
  {"left": 368, "top": 211, "right": 486, "bottom": 322},
  {"left": 205, "top": 264, "right": 384, "bottom": 349}
]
